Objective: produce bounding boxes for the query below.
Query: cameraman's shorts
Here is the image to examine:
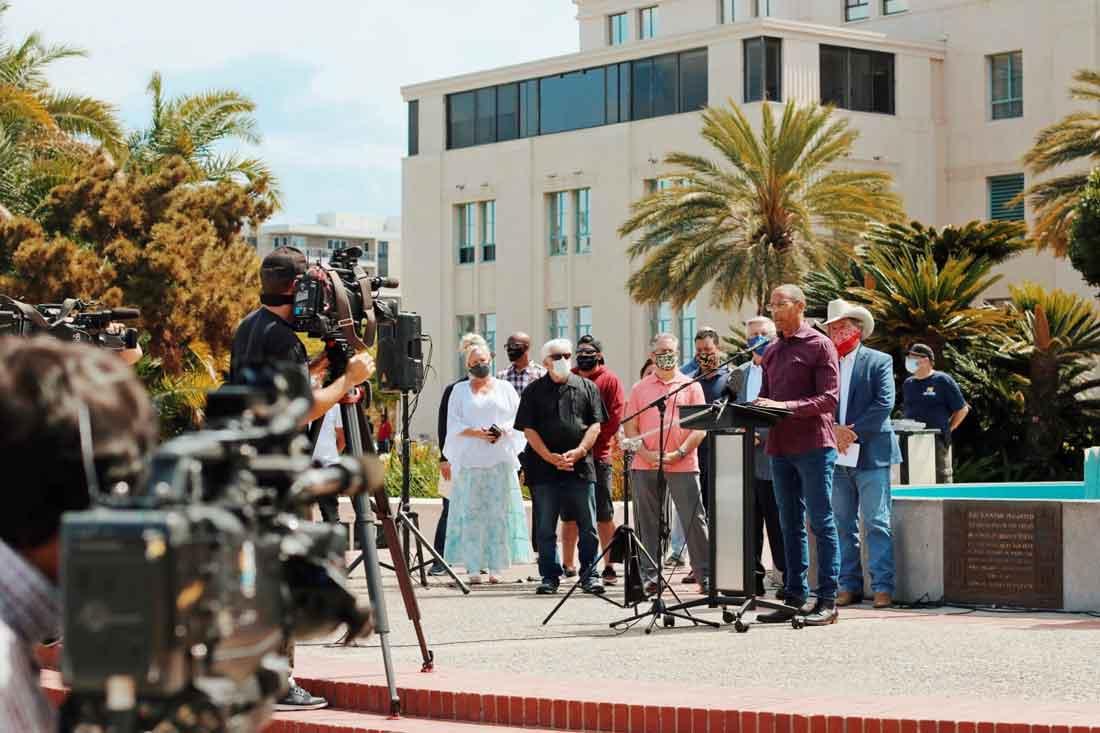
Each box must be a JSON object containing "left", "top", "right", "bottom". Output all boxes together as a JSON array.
[{"left": 560, "top": 459, "right": 614, "bottom": 523}]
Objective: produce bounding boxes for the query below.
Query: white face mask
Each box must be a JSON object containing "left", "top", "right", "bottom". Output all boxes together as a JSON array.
[
  {"left": 905, "top": 357, "right": 920, "bottom": 374},
  {"left": 550, "top": 358, "right": 571, "bottom": 378}
]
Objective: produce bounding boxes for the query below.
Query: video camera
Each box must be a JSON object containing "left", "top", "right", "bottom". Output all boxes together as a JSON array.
[
  {"left": 291, "top": 246, "right": 423, "bottom": 394},
  {"left": 59, "top": 364, "right": 378, "bottom": 733},
  {"left": 0, "top": 295, "right": 139, "bottom": 350}
]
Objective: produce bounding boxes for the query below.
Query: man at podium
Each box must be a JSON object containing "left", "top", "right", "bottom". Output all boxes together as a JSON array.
[{"left": 752, "top": 285, "right": 841, "bottom": 627}]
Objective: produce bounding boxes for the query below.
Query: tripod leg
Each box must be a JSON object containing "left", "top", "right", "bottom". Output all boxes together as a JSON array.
[
  {"left": 379, "top": 511, "right": 434, "bottom": 672},
  {"left": 542, "top": 539, "right": 619, "bottom": 625},
  {"left": 355, "top": 507, "right": 401, "bottom": 714},
  {"left": 396, "top": 511, "right": 470, "bottom": 594}
]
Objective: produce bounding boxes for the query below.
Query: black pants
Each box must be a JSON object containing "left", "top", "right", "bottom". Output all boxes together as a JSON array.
[
  {"left": 432, "top": 497, "right": 449, "bottom": 564},
  {"left": 318, "top": 495, "right": 340, "bottom": 524},
  {"left": 753, "top": 478, "right": 786, "bottom": 585}
]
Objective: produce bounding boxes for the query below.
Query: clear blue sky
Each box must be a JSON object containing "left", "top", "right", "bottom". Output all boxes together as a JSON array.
[{"left": 5, "top": 1, "right": 578, "bottom": 224}]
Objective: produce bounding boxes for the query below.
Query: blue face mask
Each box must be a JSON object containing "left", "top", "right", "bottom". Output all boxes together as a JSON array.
[
  {"left": 905, "top": 357, "right": 920, "bottom": 374},
  {"left": 748, "top": 335, "right": 770, "bottom": 356}
]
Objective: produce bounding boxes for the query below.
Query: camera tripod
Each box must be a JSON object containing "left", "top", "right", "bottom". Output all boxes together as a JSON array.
[{"left": 371, "top": 389, "right": 468, "bottom": 593}]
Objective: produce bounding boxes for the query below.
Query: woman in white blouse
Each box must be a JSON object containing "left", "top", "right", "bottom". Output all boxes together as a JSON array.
[{"left": 444, "top": 343, "right": 532, "bottom": 583}]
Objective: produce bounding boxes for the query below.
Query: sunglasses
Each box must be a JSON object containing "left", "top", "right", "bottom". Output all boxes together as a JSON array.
[{"left": 548, "top": 353, "right": 572, "bottom": 361}]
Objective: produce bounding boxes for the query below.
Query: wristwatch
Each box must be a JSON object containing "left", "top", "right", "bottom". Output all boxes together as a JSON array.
[{"left": 675, "top": 447, "right": 686, "bottom": 459}]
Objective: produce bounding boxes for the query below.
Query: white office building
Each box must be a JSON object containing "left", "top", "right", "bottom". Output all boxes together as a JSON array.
[{"left": 400, "top": 0, "right": 1097, "bottom": 438}]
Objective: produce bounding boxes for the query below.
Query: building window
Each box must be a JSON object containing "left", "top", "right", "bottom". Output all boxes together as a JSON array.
[
  {"left": 990, "top": 51, "right": 1023, "bottom": 120},
  {"left": 721, "top": 0, "right": 735, "bottom": 23},
  {"left": 407, "top": 100, "right": 419, "bottom": 156},
  {"left": 457, "top": 203, "right": 475, "bottom": 264},
  {"left": 481, "top": 200, "right": 496, "bottom": 262},
  {"left": 480, "top": 313, "right": 497, "bottom": 357},
  {"left": 820, "top": 45, "right": 895, "bottom": 115},
  {"left": 456, "top": 314, "right": 475, "bottom": 377},
  {"left": 575, "top": 306, "right": 593, "bottom": 341},
  {"left": 609, "top": 12, "right": 628, "bottom": 45},
  {"left": 639, "top": 7, "right": 657, "bottom": 39},
  {"left": 752, "top": 0, "right": 772, "bottom": 16},
  {"left": 445, "top": 49, "right": 706, "bottom": 149},
  {"left": 744, "top": 37, "right": 782, "bottom": 102},
  {"left": 575, "top": 189, "right": 591, "bottom": 254},
  {"left": 549, "top": 192, "right": 568, "bottom": 256},
  {"left": 989, "top": 174, "right": 1025, "bottom": 222},
  {"left": 650, "top": 301, "right": 674, "bottom": 340},
  {"left": 680, "top": 300, "right": 697, "bottom": 344},
  {"left": 549, "top": 308, "right": 569, "bottom": 340},
  {"left": 883, "top": 0, "right": 907, "bottom": 14},
  {"left": 845, "top": 0, "right": 870, "bottom": 21},
  {"left": 291, "top": 235, "right": 306, "bottom": 248},
  {"left": 378, "top": 241, "right": 389, "bottom": 277}
]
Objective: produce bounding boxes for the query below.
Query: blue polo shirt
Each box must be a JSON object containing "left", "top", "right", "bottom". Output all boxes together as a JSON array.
[{"left": 902, "top": 371, "right": 966, "bottom": 443}]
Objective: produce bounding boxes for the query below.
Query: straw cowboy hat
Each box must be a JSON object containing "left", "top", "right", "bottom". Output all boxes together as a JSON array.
[{"left": 822, "top": 298, "right": 875, "bottom": 339}]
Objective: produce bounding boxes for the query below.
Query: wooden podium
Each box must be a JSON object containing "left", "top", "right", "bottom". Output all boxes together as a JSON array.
[{"left": 673, "top": 401, "right": 793, "bottom": 628}]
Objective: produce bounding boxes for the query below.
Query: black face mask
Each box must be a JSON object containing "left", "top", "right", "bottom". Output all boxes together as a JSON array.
[
  {"left": 506, "top": 345, "right": 526, "bottom": 362},
  {"left": 469, "top": 363, "right": 491, "bottom": 379},
  {"left": 576, "top": 354, "right": 599, "bottom": 371}
]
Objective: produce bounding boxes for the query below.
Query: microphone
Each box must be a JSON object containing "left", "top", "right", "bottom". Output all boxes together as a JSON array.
[
  {"left": 105, "top": 307, "right": 141, "bottom": 321},
  {"left": 371, "top": 276, "right": 400, "bottom": 289}
]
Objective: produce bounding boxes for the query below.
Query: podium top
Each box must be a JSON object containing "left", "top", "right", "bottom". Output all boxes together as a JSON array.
[{"left": 680, "top": 401, "right": 791, "bottom": 431}]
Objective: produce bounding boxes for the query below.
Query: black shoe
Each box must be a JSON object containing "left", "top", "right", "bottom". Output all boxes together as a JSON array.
[
  {"left": 581, "top": 577, "right": 606, "bottom": 595},
  {"left": 428, "top": 564, "right": 447, "bottom": 577},
  {"left": 535, "top": 580, "right": 560, "bottom": 595},
  {"left": 601, "top": 566, "right": 619, "bottom": 585},
  {"left": 681, "top": 573, "right": 696, "bottom": 584},
  {"left": 775, "top": 587, "right": 788, "bottom": 603},
  {"left": 699, "top": 578, "right": 711, "bottom": 595},
  {"left": 275, "top": 684, "right": 328, "bottom": 711},
  {"left": 755, "top": 601, "right": 802, "bottom": 624},
  {"left": 804, "top": 598, "right": 839, "bottom": 626},
  {"left": 754, "top": 577, "right": 766, "bottom": 597},
  {"left": 563, "top": 567, "right": 578, "bottom": 578},
  {"left": 644, "top": 580, "right": 659, "bottom": 596}
]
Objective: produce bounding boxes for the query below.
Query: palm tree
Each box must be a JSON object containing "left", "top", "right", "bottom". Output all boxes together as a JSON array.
[
  {"left": 0, "top": 2, "right": 123, "bottom": 215},
  {"left": 997, "top": 283, "right": 1100, "bottom": 467},
  {"left": 126, "top": 72, "right": 281, "bottom": 209},
  {"left": 849, "top": 246, "right": 1009, "bottom": 362},
  {"left": 619, "top": 99, "right": 904, "bottom": 314},
  {"left": 1019, "top": 69, "right": 1100, "bottom": 255}
]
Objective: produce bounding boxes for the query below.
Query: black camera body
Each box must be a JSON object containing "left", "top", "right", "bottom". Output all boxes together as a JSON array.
[
  {"left": 59, "top": 365, "right": 375, "bottom": 733},
  {"left": 0, "top": 296, "right": 139, "bottom": 350}
]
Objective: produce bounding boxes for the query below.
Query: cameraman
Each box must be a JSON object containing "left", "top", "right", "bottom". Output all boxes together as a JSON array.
[
  {"left": 0, "top": 337, "right": 158, "bottom": 732},
  {"left": 230, "top": 246, "right": 375, "bottom": 425},
  {"left": 229, "top": 245, "right": 375, "bottom": 711}
]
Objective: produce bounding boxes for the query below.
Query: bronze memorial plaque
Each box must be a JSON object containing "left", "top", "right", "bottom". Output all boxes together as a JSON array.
[{"left": 943, "top": 501, "right": 1063, "bottom": 609}]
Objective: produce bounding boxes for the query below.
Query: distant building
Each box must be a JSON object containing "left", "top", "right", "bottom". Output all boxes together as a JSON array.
[{"left": 254, "top": 213, "right": 402, "bottom": 296}]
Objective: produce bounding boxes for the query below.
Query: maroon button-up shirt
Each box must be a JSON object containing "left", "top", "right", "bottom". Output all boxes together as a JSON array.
[{"left": 759, "top": 321, "right": 840, "bottom": 456}]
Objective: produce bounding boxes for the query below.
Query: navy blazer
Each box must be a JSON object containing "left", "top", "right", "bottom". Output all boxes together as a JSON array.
[
  {"left": 836, "top": 345, "right": 901, "bottom": 469},
  {"left": 734, "top": 360, "right": 772, "bottom": 482}
]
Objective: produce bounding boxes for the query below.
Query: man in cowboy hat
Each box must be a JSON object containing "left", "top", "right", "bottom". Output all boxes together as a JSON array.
[{"left": 822, "top": 298, "right": 900, "bottom": 609}]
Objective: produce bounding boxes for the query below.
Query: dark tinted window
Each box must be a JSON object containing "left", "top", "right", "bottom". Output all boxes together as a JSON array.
[
  {"left": 476, "top": 87, "right": 496, "bottom": 145},
  {"left": 632, "top": 58, "right": 654, "bottom": 120},
  {"left": 744, "top": 37, "right": 782, "bottom": 102},
  {"left": 618, "top": 62, "right": 632, "bottom": 122},
  {"left": 679, "top": 50, "right": 707, "bottom": 112},
  {"left": 448, "top": 91, "right": 475, "bottom": 149},
  {"left": 520, "top": 79, "right": 539, "bottom": 137},
  {"left": 540, "top": 67, "right": 606, "bottom": 134},
  {"left": 820, "top": 45, "right": 894, "bottom": 115},
  {"left": 407, "top": 100, "right": 419, "bottom": 156},
  {"left": 497, "top": 83, "right": 519, "bottom": 141},
  {"left": 652, "top": 54, "right": 678, "bottom": 117},
  {"left": 606, "top": 62, "right": 620, "bottom": 123}
]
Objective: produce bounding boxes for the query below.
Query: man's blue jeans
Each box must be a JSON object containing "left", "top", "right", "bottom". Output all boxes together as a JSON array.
[
  {"left": 832, "top": 465, "right": 895, "bottom": 594},
  {"left": 534, "top": 478, "right": 599, "bottom": 584},
  {"left": 769, "top": 448, "right": 840, "bottom": 602}
]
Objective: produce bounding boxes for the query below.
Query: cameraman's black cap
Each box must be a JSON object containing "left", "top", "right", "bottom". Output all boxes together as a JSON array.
[
  {"left": 261, "top": 246, "right": 307, "bottom": 278},
  {"left": 907, "top": 343, "right": 935, "bottom": 361}
]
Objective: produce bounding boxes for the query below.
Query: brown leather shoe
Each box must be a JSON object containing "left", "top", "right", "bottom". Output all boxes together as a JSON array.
[
  {"left": 836, "top": 591, "right": 863, "bottom": 607},
  {"left": 872, "top": 592, "right": 893, "bottom": 609}
]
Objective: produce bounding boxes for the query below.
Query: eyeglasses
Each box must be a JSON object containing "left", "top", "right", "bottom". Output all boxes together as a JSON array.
[
  {"left": 765, "top": 300, "right": 795, "bottom": 313},
  {"left": 548, "top": 352, "right": 572, "bottom": 361}
]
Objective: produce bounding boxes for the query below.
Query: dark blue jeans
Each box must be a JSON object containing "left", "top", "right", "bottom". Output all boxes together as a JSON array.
[
  {"left": 769, "top": 448, "right": 840, "bottom": 602},
  {"left": 534, "top": 478, "right": 599, "bottom": 583}
]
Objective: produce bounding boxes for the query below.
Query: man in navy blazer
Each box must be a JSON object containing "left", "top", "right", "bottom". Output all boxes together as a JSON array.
[{"left": 822, "top": 299, "right": 899, "bottom": 609}]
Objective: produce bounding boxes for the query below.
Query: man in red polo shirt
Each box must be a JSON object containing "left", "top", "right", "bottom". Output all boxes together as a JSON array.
[{"left": 561, "top": 335, "right": 625, "bottom": 584}]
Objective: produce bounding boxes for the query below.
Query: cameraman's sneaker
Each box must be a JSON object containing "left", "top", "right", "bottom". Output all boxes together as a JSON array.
[{"left": 275, "top": 683, "right": 328, "bottom": 711}]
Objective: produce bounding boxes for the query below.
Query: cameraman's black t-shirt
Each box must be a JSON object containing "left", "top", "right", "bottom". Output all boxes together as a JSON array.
[{"left": 228, "top": 307, "right": 307, "bottom": 385}]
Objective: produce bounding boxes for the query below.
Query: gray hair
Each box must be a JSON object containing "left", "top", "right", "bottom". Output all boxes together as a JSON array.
[
  {"left": 772, "top": 284, "right": 806, "bottom": 305},
  {"left": 651, "top": 332, "right": 679, "bottom": 350},
  {"left": 745, "top": 315, "right": 777, "bottom": 337},
  {"left": 540, "top": 338, "right": 573, "bottom": 361},
  {"left": 459, "top": 332, "right": 488, "bottom": 354}
]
